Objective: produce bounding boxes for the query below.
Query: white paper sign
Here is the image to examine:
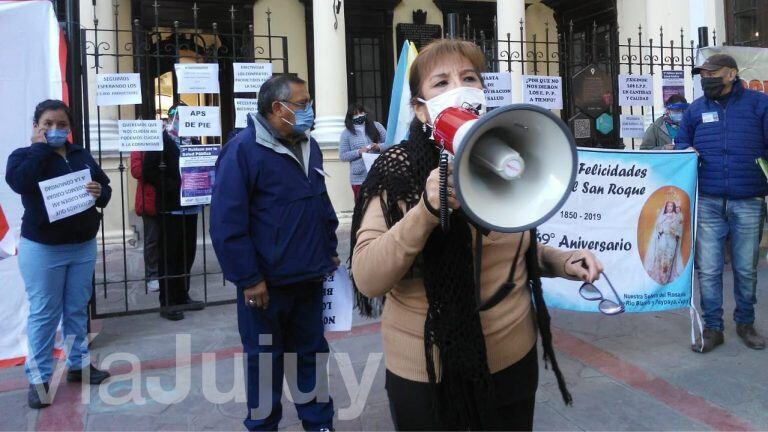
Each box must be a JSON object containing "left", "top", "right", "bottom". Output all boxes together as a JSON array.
[
  {"left": 96, "top": 73, "right": 142, "bottom": 106},
  {"left": 322, "top": 267, "right": 353, "bottom": 331},
  {"left": 233, "top": 62, "right": 273, "bottom": 93},
  {"left": 481, "top": 72, "right": 512, "bottom": 107},
  {"left": 234, "top": 98, "right": 259, "bottom": 128},
  {"left": 178, "top": 106, "right": 221, "bottom": 137},
  {"left": 175, "top": 63, "right": 220, "bottom": 94},
  {"left": 522, "top": 75, "right": 563, "bottom": 109},
  {"left": 620, "top": 115, "right": 646, "bottom": 139},
  {"left": 619, "top": 74, "right": 654, "bottom": 106},
  {"left": 362, "top": 153, "right": 380, "bottom": 172},
  {"left": 118, "top": 120, "right": 163, "bottom": 151},
  {"left": 38, "top": 169, "right": 95, "bottom": 223}
]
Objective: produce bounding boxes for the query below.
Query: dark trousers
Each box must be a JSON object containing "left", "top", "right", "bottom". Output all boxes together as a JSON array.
[
  {"left": 385, "top": 346, "right": 539, "bottom": 431},
  {"left": 142, "top": 215, "right": 160, "bottom": 279},
  {"left": 236, "top": 280, "right": 334, "bottom": 431},
  {"left": 158, "top": 213, "right": 198, "bottom": 307}
]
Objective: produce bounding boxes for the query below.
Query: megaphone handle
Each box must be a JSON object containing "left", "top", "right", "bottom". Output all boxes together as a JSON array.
[{"left": 439, "top": 152, "right": 451, "bottom": 232}]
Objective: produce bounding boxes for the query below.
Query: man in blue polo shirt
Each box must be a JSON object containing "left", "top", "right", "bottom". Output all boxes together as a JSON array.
[
  {"left": 676, "top": 54, "right": 768, "bottom": 352},
  {"left": 210, "top": 75, "right": 338, "bottom": 431}
]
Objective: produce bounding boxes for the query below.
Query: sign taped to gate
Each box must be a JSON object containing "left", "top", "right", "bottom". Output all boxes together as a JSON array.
[
  {"left": 481, "top": 72, "right": 512, "bottom": 107},
  {"left": 540, "top": 149, "right": 697, "bottom": 313},
  {"left": 322, "top": 266, "right": 353, "bottom": 331},
  {"left": 96, "top": 73, "right": 142, "bottom": 106},
  {"left": 179, "top": 145, "right": 220, "bottom": 206},
  {"left": 118, "top": 120, "right": 163, "bottom": 151},
  {"left": 175, "top": 63, "right": 220, "bottom": 94},
  {"left": 38, "top": 169, "right": 95, "bottom": 223},
  {"left": 618, "top": 74, "right": 653, "bottom": 106},
  {"left": 178, "top": 106, "right": 221, "bottom": 137},
  {"left": 234, "top": 98, "right": 259, "bottom": 128},
  {"left": 233, "top": 63, "right": 272, "bottom": 93},
  {"left": 522, "top": 75, "right": 563, "bottom": 109}
]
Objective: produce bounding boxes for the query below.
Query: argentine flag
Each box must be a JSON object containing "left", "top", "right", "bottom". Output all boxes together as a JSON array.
[{"left": 385, "top": 41, "right": 419, "bottom": 145}]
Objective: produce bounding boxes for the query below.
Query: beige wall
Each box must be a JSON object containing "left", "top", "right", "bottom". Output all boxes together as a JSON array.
[{"left": 253, "top": 0, "right": 309, "bottom": 80}]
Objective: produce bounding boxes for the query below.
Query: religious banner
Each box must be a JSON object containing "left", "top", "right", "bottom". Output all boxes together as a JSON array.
[
  {"left": 541, "top": 149, "right": 698, "bottom": 313},
  {"left": 179, "top": 145, "right": 220, "bottom": 206}
]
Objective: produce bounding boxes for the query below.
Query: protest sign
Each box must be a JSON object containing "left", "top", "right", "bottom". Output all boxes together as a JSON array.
[
  {"left": 178, "top": 106, "right": 221, "bottom": 137},
  {"left": 233, "top": 62, "right": 273, "bottom": 93},
  {"left": 618, "top": 74, "right": 654, "bottom": 106},
  {"left": 661, "top": 70, "right": 685, "bottom": 102},
  {"left": 322, "top": 267, "right": 353, "bottom": 331},
  {"left": 619, "top": 115, "right": 646, "bottom": 139},
  {"left": 234, "top": 98, "right": 259, "bottom": 128},
  {"left": 541, "top": 149, "right": 697, "bottom": 313},
  {"left": 38, "top": 169, "right": 95, "bottom": 223},
  {"left": 179, "top": 145, "right": 220, "bottom": 206},
  {"left": 522, "top": 75, "right": 563, "bottom": 109},
  {"left": 481, "top": 72, "right": 512, "bottom": 107},
  {"left": 175, "top": 63, "right": 220, "bottom": 94},
  {"left": 118, "top": 120, "right": 163, "bottom": 152},
  {"left": 96, "top": 73, "right": 142, "bottom": 106}
]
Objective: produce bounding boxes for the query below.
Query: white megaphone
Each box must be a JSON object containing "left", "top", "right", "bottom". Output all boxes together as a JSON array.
[{"left": 432, "top": 104, "right": 577, "bottom": 233}]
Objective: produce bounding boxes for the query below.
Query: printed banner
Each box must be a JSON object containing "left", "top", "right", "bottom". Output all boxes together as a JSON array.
[
  {"left": 482, "top": 72, "right": 512, "bottom": 108},
  {"left": 175, "top": 63, "right": 220, "bottom": 94},
  {"left": 178, "top": 106, "right": 221, "bottom": 137},
  {"left": 179, "top": 145, "right": 220, "bottom": 206},
  {"left": 38, "top": 169, "right": 95, "bottom": 223},
  {"left": 618, "top": 74, "right": 654, "bottom": 106},
  {"left": 541, "top": 149, "right": 697, "bottom": 313},
  {"left": 96, "top": 73, "right": 142, "bottom": 106},
  {"left": 522, "top": 75, "right": 563, "bottom": 109},
  {"left": 234, "top": 98, "right": 259, "bottom": 128},
  {"left": 661, "top": 70, "right": 685, "bottom": 103},
  {"left": 118, "top": 120, "right": 163, "bottom": 152},
  {"left": 233, "top": 62, "right": 272, "bottom": 93},
  {"left": 322, "top": 267, "right": 353, "bottom": 332}
]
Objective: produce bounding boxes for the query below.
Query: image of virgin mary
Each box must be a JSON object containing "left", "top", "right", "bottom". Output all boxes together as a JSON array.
[{"left": 643, "top": 201, "right": 685, "bottom": 285}]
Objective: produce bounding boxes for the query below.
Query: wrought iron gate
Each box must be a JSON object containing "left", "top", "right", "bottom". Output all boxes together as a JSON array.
[{"left": 67, "top": 2, "right": 289, "bottom": 318}]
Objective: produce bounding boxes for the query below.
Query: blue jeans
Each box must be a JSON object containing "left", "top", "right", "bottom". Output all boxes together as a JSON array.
[
  {"left": 17, "top": 237, "right": 97, "bottom": 384},
  {"left": 237, "top": 280, "right": 334, "bottom": 431},
  {"left": 695, "top": 195, "right": 765, "bottom": 331}
]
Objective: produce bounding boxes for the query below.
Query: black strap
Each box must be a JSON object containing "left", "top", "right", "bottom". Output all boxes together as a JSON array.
[{"left": 475, "top": 231, "right": 526, "bottom": 312}]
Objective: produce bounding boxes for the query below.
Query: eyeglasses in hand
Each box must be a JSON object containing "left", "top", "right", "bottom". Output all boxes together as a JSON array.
[{"left": 579, "top": 272, "right": 625, "bottom": 315}]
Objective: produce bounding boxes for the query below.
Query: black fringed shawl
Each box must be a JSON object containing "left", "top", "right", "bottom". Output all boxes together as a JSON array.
[{"left": 349, "top": 119, "right": 572, "bottom": 429}]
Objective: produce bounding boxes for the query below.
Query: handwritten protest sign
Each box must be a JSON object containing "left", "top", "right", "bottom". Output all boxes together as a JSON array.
[{"left": 38, "top": 169, "right": 95, "bottom": 222}]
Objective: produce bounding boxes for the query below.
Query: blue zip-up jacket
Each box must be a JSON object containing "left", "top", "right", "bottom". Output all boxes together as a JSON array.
[
  {"left": 5, "top": 142, "right": 112, "bottom": 245},
  {"left": 675, "top": 80, "right": 768, "bottom": 199},
  {"left": 210, "top": 114, "right": 339, "bottom": 289}
]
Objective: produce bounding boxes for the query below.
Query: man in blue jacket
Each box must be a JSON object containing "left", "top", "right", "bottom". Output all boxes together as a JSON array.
[
  {"left": 210, "top": 75, "right": 338, "bottom": 431},
  {"left": 675, "top": 54, "right": 768, "bottom": 352}
]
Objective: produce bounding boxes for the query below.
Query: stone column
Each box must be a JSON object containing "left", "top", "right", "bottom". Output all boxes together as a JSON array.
[
  {"left": 496, "top": 0, "right": 526, "bottom": 103},
  {"left": 311, "top": 0, "right": 349, "bottom": 145}
]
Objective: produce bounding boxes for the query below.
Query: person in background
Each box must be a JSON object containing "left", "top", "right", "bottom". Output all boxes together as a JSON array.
[
  {"left": 210, "top": 74, "right": 338, "bottom": 431},
  {"left": 641, "top": 94, "right": 689, "bottom": 150},
  {"left": 130, "top": 151, "right": 160, "bottom": 292},
  {"left": 338, "top": 103, "right": 387, "bottom": 201},
  {"left": 142, "top": 103, "right": 205, "bottom": 321},
  {"left": 675, "top": 53, "right": 768, "bottom": 352},
  {"left": 5, "top": 99, "right": 112, "bottom": 409}
]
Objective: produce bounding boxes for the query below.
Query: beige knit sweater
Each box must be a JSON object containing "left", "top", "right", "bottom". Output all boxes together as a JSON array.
[{"left": 352, "top": 196, "right": 577, "bottom": 382}]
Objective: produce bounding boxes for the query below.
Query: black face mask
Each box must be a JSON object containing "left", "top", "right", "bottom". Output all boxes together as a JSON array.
[
  {"left": 352, "top": 115, "right": 366, "bottom": 125},
  {"left": 701, "top": 76, "right": 727, "bottom": 99}
]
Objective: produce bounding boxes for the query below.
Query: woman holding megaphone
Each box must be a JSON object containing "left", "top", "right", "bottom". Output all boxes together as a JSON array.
[{"left": 350, "top": 39, "right": 604, "bottom": 430}]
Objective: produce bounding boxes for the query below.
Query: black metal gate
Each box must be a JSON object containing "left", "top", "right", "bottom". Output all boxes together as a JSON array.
[{"left": 65, "top": 1, "right": 289, "bottom": 318}]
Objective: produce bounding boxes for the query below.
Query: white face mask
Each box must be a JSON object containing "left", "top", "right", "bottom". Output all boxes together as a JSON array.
[{"left": 418, "top": 86, "right": 487, "bottom": 125}]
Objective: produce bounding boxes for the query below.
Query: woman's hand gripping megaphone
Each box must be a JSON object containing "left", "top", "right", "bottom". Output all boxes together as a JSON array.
[{"left": 425, "top": 161, "right": 460, "bottom": 211}]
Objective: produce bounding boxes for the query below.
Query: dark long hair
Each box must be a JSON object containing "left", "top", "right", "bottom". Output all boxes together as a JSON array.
[
  {"left": 344, "top": 103, "right": 380, "bottom": 143},
  {"left": 33, "top": 99, "right": 74, "bottom": 126}
]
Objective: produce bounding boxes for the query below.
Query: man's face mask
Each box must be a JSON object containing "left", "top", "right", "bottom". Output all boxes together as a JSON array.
[
  {"left": 701, "top": 70, "right": 734, "bottom": 99},
  {"left": 280, "top": 101, "right": 314, "bottom": 134},
  {"left": 418, "top": 86, "right": 487, "bottom": 126},
  {"left": 44, "top": 129, "right": 69, "bottom": 147}
]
